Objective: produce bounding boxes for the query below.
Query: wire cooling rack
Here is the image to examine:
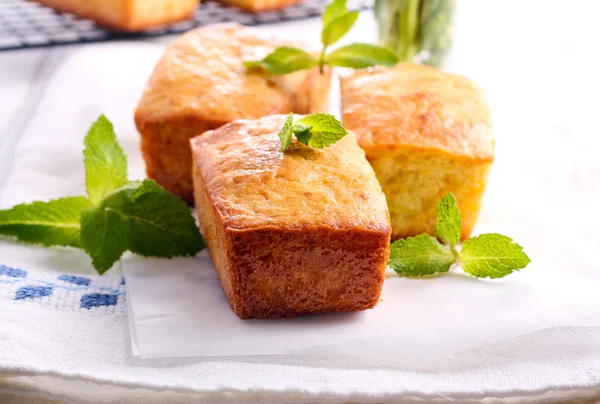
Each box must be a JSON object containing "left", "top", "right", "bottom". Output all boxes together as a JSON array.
[{"left": 0, "top": 0, "right": 373, "bottom": 51}]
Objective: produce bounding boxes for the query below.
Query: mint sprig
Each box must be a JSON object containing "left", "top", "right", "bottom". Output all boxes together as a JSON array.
[
  {"left": 245, "top": 0, "right": 398, "bottom": 75},
  {"left": 389, "top": 234, "right": 455, "bottom": 277},
  {"left": 322, "top": 0, "right": 347, "bottom": 26},
  {"left": 278, "top": 113, "right": 347, "bottom": 151},
  {"left": 0, "top": 197, "right": 92, "bottom": 249},
  {"left": 0, "top": 115, "right": 205, "bottom": 274},
  {"left": 324, "top": 43, "right": 401, "bottom": 69},
  {"left": 83, "top": 115, "right": 128, "bottom": 206},
  {"left": 243, "top": 46, "right": 317, "bottom": 74},
  {"left": 389, "top": 193, "right": 531, "bottom": 279},
  {"left": 460, "top": 234, "right": 531, "bottom": 279},
  {"left": 435, "top": 192, "right": 461, "bottom": 250},
  {"left": 321, "top": 9, "right": 359, "bottom": 51}
]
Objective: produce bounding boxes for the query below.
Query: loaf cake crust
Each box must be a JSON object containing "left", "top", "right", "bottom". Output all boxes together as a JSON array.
[
  {"left": 191, "top": 115, "right": 391, "bottom": 319},
  {"left": 215, "top": 0, "right": 304, "bottom": 12},
  {"left": 341, "top": 63, "right": 495, "bottom": 241},
  {"left": 136, "top": 23, "right": 331, "bottom": 203},
  {"left": 32, "top": 0, "right": 198, "bottom": 32}
]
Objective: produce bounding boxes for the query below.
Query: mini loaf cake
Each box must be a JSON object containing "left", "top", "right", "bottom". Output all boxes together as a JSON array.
[
  {"left": 216, "top": 0, "right": 304, "bottom": 12},
  {"left": 33, "top": 0, "right": 198, "bottom": 32},
  {"left": 136, "top": 23, "right": 331, "bottom": 203},
  {"left": 191, "top": 115, "right": 391, "bottom": 319},
  {"left": 341, "top": 63, "right": 495, "bottom": 241}
]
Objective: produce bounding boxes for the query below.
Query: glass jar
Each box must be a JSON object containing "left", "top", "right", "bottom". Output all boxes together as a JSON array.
[{"left": 374, "top": 0, "right": 456, "bottom": 68}]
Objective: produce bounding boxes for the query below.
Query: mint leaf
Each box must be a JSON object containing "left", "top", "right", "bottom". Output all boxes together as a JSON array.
[
  {"left": 0, "top": 115, "right": 206, "bottom": 275},
  {"left": 322, "top": 0, "right": 347, "bottom": 27},
  {"left": 292, "top": 122, "right": 312, "bottom": 137},
  {"left": 80, "top": 180, "right": 205, "bottom": 273},
  {"left": 321, "top": 11, "right": 359, "bottom": 48},
  {"left": 325, "top": 43, "right": 399, "bottom": 68},
  {"left": 435, "top": 193, "right": 461, "bottom": 248},
  {"left": 277, "top": 113, "right": 346, "bottom": 150},
  {"left": 80, "top": 207, "right": 129, "bottom": 274},
  {"left": 100, "top": 180, "right": 204, "bottom": 259},
  {"left": 0, "top": 197, "right": 92, "bottom": 248},
  {"left": 294, "top": 113, "right": 347, "bottom": 148},
  {"left": 292, "top": 122, "right": 313, "bottom": 145},
  {"left": 389, "top": 234, "right": 455, "bottom": 277},
  {"left": 244, "top": 47, "right": 317, "bottom": 74},
  {"left": 84, "top": 115, "right": 128, "bottom": 206},
  {"left": 278, "top": 113, "right": 294, "bottom": 151},
  {"left": 244, "top": 2, "right": 375, "bottom": 75},
  {"left": 460, "top": 234, "right": 531, "bottom": 279}
]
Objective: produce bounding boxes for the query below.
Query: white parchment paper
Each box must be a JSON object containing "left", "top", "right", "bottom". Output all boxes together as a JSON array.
[{"left": 124, "top": 250, "right": 600, "bottom": 358}]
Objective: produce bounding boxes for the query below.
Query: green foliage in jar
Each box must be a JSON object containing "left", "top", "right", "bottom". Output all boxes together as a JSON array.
[{"left": 374, "top": 0, "right": 456, "bottom": 67}]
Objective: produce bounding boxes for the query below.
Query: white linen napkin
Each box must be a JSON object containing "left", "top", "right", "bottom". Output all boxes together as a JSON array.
[{"left": 2, "top": 6, "right": 600, "bottom": 402}]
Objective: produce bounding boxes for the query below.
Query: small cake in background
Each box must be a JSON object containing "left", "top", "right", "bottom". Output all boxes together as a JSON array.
[
  {"left": 341, "top": 63, "right": 494, "bottom": 241},
  {"left": 32, "top": 0, "right": 199, "bottom": 32},
  {"left": 191, "top": 115, "right": 391, "bottom": 319},
  {"left": 135, "top": 23, "right": 331, "bottom": 203},
  {"left": 215, "top": 0, "right": 304, "bottom": 12}
]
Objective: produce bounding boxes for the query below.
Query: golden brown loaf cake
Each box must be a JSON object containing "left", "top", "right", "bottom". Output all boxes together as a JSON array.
[
  {"left": 191, "top": 115, "right": 391, "bottom": 319},
  {"left": 136, "top": 23, "right": 331, "bottom": 203},
  {"left": 32, "top": 0, "right": 198, "bottom": 32},
  {"left": 341, "top": 63, "right": 495, "bottom": 241},
  {"left": 215, "top": 0, "right": 303, "bottom": 12}
]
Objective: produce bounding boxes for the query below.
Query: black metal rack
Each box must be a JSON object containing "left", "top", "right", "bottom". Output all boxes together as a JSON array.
[{"left": 0, "top": 0, "right": 373, "bottom": 51}]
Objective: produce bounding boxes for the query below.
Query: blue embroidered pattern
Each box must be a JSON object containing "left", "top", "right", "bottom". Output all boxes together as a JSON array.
[
  {"left": 0, "top": 265, "right": 27, "bottom": 278},
  {"left": 81, "top": 293, "right": 118, "bottom": 309},
  {"left": 15, "top": 286, "right": 53, "bottom": 300},
  {"left": 58, "top": 274, "right": 91, "bottom": 286},
  {"left": 1, "top": 264, "right": 125, "bottom": 311}
]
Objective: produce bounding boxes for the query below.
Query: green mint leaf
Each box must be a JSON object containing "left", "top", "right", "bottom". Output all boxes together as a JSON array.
[
  {"left": 389, "top": 234, "right": 455, "bottom": 277},
  {"left": 80, "top": 180, "right": 205, "bottom": 274},
  {"left": 101, "top": 180, "right": 205, "bottom": 259},
  {"left": 435, "top": 193, "right": 461, "bottom": 248},
  {"left": 278, "top": 113, "right": 294, "bottom": 151},
  {"left": 296, "top": 131, "right": 312, "bottom": 146},
  {"left": 80, "top": 207, "right": 129, "bottom": 274},
  {"left": 292, "top": 122, "right": 313, "bottom": 136},
  {"left": 295, "top": 131, "right": 312, "bottom": 145},
  {"left": 244, "top": 46, "right": 317, "bottom": 75},
  {"left": 0, "top": 197, "right": 92, "bottom": 249},
  {"left": 325, "top": 43, "right": 399, "bottom": 68},
  {"left": 84, "top": 115, "right": 128, "bottom": 206},
  {"left": 459, "top": 234, "right": 531, "bottom": 279},
  {"left": 321, "top": 11, "right": 359, "bottom": 48},
  {"left": 295, "top": 113, "right": 348, "bottom": 148},
  {"left": 322, "top": 0, "right": 347, "bottom": 27},
  {"left": 292, "top": 122, "right": 313, "bottom": 145}
]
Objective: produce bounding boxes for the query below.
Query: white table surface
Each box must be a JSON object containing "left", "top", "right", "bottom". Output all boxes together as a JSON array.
[{"left": 1, "top": 2, "right": 600, "bottom": 403}]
